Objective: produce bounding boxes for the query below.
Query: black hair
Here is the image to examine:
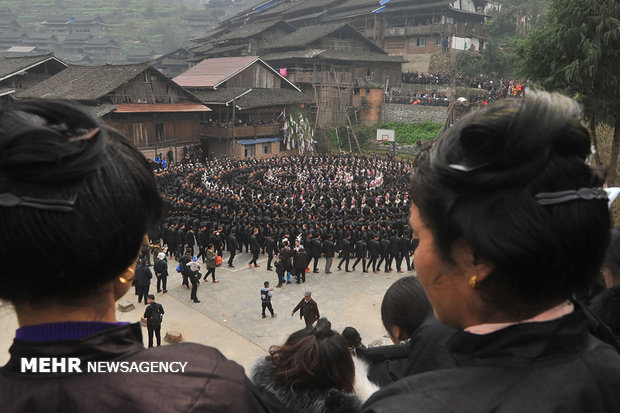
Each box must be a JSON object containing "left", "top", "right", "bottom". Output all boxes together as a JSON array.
[
  {"left": 0, "top": 100, "right": 163, "bottom": 304},
  {"left": 147, "top": 294, "right": 155, "bottom": 300},
  {"left": 267, "top": 318, "right": 354, "bottom": 393},
  {"left": 381, "top": 276, "right": 431, "bottom": 337},
  {"left": 341, "top": 326, "right": 362, "bottom": 348},
  {"left": 410, "top": 91, "right": 610, "bottom": 317},
  {"left": 264, "top": 281, "right": 269, "bottom": 287}
]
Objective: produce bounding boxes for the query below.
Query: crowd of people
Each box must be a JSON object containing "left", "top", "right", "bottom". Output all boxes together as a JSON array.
[
  {"left": 385, "top": 92, "right": 450, "bottom": 106},
  {"left": 2, "top": 92, "right": 620, "bottom": 413},
  {"left": 153, "top": 155, "right": 418, "bottom": 297}
]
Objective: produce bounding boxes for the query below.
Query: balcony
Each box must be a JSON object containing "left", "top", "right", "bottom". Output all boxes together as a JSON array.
[
  {"left": 291, "top": 70, "right": 353, "bottom": 86},
  {"left": 382, "top": 22, "right": 488, "bottom": 38},
  {"left": 201, "top": 124, "right": 281, "bottom": 139}
]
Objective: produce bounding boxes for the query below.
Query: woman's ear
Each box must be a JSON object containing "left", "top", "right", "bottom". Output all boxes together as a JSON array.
[
  {"left": 389, "top": 326, "right": 401, "bottom": 345},
  {"left": 474, "top": 257, "right": 495, "bottom": 284}
]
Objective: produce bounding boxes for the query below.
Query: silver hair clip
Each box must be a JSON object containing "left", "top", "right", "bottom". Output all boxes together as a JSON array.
[
  {"left": 535, "top": 188, "right": 608, "bottom": 206},
  {"left": 0, "top": 193, "right": 77, "bottom": 212},
  {"left": 447, "top": 161, "right": 491, "bottom": 173}
]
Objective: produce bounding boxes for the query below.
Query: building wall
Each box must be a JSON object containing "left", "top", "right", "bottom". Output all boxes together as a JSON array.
[
  {"left": 109, "top": 112, "right": 202, "bottom": 150},
  {"left": 383, "top": 103, "right": 448, "bottom": 124},
  {"left": 109, "top": 69, "right": 193, "bottom": 104},
  {"left": 451, "top": 35, "right": 481, "bottom": 52},
  {"left": 204, "top": 138, "right": 283, "bottom": 159},
  {"left": 352, "top": 87, "right": 383, "bottom": 126},
  {"left": 227, "top": 63, "right": 282, "bottom": 88}
]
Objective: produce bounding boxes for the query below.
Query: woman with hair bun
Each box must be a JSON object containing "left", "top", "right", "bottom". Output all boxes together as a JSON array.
[
  {"left": 252, "top": 318, "right": 378, "bottom": 413},
  {"left": 363, "top": 91, "right": 620, "bottom": 412},
  {"left": 0, "top": 100, "right": 269, "bottom": 413}
]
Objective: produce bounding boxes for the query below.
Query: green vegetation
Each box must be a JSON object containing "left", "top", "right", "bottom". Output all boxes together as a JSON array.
[
  {"left": 4, "top": 0, "right": 197, "bottom": 57},
  {"left": 376, "top": 121, "right": 442, "bottom": 145}
]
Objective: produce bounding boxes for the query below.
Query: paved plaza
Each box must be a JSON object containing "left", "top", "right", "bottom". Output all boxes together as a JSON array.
[{"left": 0, "top": 251, "right": 412, "bottom": 373}]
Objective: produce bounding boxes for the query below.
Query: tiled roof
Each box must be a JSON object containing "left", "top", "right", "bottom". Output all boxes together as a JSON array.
[
  {"left": 0, "top": 53, "right": 63, "bottom": 80},
  {"left": 15, "top": 62, "right": 152, "bottom": 101},
  {"left": 216, "top": 20, "right": 294, "bottom": 41},
  {"left": 192, "top": 87, "right": 312, "bottom": 109},
  {"left": 173, "top": 56, "right": 259, "bottom": 88}
]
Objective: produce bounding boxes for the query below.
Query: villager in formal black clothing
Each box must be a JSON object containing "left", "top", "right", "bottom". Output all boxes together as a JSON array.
[
  {"left": 352, "top": 236, "right": 368, "bottom": 272},
  {"left": 227, "top": 230, "right": 238, "bottom": 267},
  {"left": 310, "top": 233, "right": 323, "bottom": 273},
  {"left": 249, "top": 228, "right": 261, "bottom": 268},
  {"left": 323, "top": 234, "right": 335, "bottom": 274},
  {"left": 293, "top": 245, "right": 309, "bottom": 284},
  {"left": 265, "top": 233, "right": 276, "bottom": 271},
  {"left": 153, "top": 252, "right": 168, "bottom": 293},
  {"left": 135, "top": 261, "right": 152, "bottom": 305},
  {"left": 337, "top": 234, "right": 352, "bottom": 272},
  {"left": 141, "top": 295, "right": 164, "bottom": 347},
  {"left": 368, "top": 234, "right": 380, "bottom": 273}
]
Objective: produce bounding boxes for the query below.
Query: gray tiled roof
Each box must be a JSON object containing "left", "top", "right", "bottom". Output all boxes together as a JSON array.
[{"left": 15, "top": 62, "right": 152, "bottom": 101}]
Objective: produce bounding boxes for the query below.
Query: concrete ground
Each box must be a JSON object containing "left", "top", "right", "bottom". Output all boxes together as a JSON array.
[{"left": 0, "top": 252, "right": 412, "bottom": 374}]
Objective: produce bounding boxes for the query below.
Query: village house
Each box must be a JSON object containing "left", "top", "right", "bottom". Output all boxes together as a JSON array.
[
  {"left": 152, "top": 48, "right": 195, "bottom": 78},
  {"left": 174, "top": 56, "right": 312, "bottom": 159},
  {"left": 0, "top": 54, "right": 66, "bottom": 104},
  {"left": 260, "top": 23, "right": 403, "bottom": 125},
  {"left": 21, "top": 33, "right": 60, "bottom": 55},
  {"left": 0, "top": 7, "right": 19, "bottom": 32},
  {"left": 82, "top": 37, "right": 122, "bottom": 64},
  {"left": 15, "top": 62, "right": 211, "bottom": 161}
]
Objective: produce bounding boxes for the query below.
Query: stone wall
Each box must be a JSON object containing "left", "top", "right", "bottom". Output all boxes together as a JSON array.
[{"left": 383, "top": 104, "right": 448, "bottom": 124}]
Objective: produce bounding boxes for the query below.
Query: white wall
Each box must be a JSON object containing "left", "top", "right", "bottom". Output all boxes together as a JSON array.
[{"left": 451, "top": 35, "right": 481, "bottom": 51}]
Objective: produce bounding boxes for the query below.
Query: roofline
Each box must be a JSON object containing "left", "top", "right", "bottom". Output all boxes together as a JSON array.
[
  {"left": 0, "top": 89, "right": 16, "bottom": 97},
  {"left": 0, "top": 55, "right": 66, "bottom": 83},
  {"left": 225, "top": 88, "right": 253, "bottom": 107},
  {"left": 211, "top": 57, "right": 301, "bottom": 92}
]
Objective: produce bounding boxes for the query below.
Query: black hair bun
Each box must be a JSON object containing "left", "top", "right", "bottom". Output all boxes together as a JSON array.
[{"left": 0, "top": 101, "right": 104, "bottom": 184}]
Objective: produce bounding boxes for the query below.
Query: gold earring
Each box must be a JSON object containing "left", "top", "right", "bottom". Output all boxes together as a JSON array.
[
  {"left": 119, "top": 267, "right": 135, "bottom": 284},
  {"left": 469, "top": 275, "right": 477, "bottom": 288}
]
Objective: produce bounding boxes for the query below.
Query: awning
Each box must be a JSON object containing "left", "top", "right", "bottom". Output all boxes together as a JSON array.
[
  {"left": 113, "top": 103, "right": 211, "bottom": 113},
  {"left": 236, "top": 137, "right": 281, "bottom": 145}
]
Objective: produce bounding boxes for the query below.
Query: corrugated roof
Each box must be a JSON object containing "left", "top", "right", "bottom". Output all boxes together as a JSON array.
[
  {"left": 15, "top": 62, "right": 152, "bottom": 101},
  {"left": 174, "top": 56, "right": 258, "bottom": 88},
  {"left": 237, "top": 137, "right": 281, "bottom": 145},
  {"left": 113, "top": 103, "right": 211, "bottom": 113},
  {"left": 0, "top": 53, "right": 63, "bottom": 81}
]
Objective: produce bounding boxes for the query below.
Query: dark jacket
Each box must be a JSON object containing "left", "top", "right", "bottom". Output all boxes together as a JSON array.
[
  {"left": 153, "top": 258, "right": 168, "bottom": 277},
  {"left": 0, "top": 324, "right": 270, "bottom": 413},
  {"left": 323, "top": 239, "right": 335, "bottom": 258},
  {"left": 354, "top": 240, "right": 367, "bottom": 258},
  {"left": 227, "top": 233, "right": 239, "bottom": 252},
  {"left": 279, "top": 246, "right": 293, "bottom": 271},
  {"left": 357, "top": 314, "right": 455, "bottom": 387},
  {"left": 293, "top": 249, "right": 310, "bottom": 271},
  {"left": 135, "top": 265, "right": 152, "bottom": 286},
  {"left": 309, "top": 238, "right": 322, "bottom": 258},
  {"left": 367, "top": 239, "right": 380, "bottom": 259},
  {"left": 143, "top": 301, "right": 164, "bottom": 326},
  {"left": 292, "top": 298, "right": 320, "bottom": 325},
  {"left": 250, "top": 234, "right": 260, "bottom": 253},
  {"left": 251, "top": 358, "right": 360, "bottom": 413},
  {"left": 361, "top": 306, "right": 620, "bottom": 413}
]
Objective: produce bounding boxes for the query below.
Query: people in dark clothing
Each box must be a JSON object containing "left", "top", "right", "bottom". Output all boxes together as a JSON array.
[
  {"left": 141, "top": 294, "right": 164, "bottom": 347},
  {"left": 293, "top": 245, "right": 309, "bottom": 284},
  {"left": 274, "top": 257, "right": 285, "bottom": 287},
  {"left": 323, "top": 233, "right": 335, "bottom": 274},
  {"left": 279, "top": 240, "right": 293, "bottom": 284},
  {"left": 227, "top": 230, "right": 238, "bottom": 267},
  {"left": 377, "top": 235, "right": 391, "bottom": 272},
  {"left": 357, "top": 276, "right": 454, "bottom": 386},
  {"left": 135, "top": 260, "right": 152, "bottom": 305},
  {"left": 179, "top": 248, "right": 192, "bottom": 289},
  {"left": 249, "top": 228, "right": 260, "bottom": 268},
  {"left": 368, "top": 233, "right": 381, "bottom": 273},
  {"left": 388, "top": 231, "right": 401, "bottom": 273},
  {"left": 399, "top": 231, "right": 411, "bottom": 272},
  {"left": 186, "top": 257, "right": 201, "bottom": 303},
  {"left": 153, "top": 252, "right": 168, "bottom": 293},
  {"left": 338, "top": 234, "right": 352, "bottom": 272},
  {"left": 591, "top": 226, "right": 620, "bottom": 339},
  {"left": 291, "top": 291, "right": 320, "bottom": 327},
  {"left": 362, "top": 91, "right": 620, "bottom": 412},
  {"left": 309, "top": 233, "right": 322, "bottom": 273},
  {"left": 352, "top": 236, "right": 368, "bottom": 272}
]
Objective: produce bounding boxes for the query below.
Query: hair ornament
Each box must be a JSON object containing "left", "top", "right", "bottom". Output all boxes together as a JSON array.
[
  {"left": 535, "top": 187, "right": 612, "bottom": 206},
  {"left": 68, "top": 127, "right": 100, "bottom": 142},
  {"left": 0, "top": 192, "right": 77, "bottom": 212},
  {"left": 447, "top": 161, "right": 491, "bottom": 173}
]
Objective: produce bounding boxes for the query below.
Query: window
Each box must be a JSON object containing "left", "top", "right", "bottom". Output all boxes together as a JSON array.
[
  {"left": 416, "top": 38, "right": 426, "bottom": 47},
  {"left": 436, "top": 37, "right": 442, "bottom": 46},
  {"left": 155, "top": 123, "right": 164, "bottom": 142},
  {"left": 262, "top": 142, "right": 272, "bottom": 154},
  {"left": 244, "top": 145, "right": 255, "bottom": 157}
]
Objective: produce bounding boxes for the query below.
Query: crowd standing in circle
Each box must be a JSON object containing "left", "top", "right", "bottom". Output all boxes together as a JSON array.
[{"left": 152, "top": 155, "right": 419, "bottom": 297}]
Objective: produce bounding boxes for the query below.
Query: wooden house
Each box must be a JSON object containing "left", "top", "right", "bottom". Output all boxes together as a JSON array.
[
  {"left": 174, "top": 56, "right": 311, "bottom": 159},
  {"left": 15, "top": 62, "right": 211, "bottom": 161},
  {"left": 260, "top": 23, "right": 402, "bottom": 125},
  {"left": 0, "top": 54, "right": 66, "bottom": 104}
]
